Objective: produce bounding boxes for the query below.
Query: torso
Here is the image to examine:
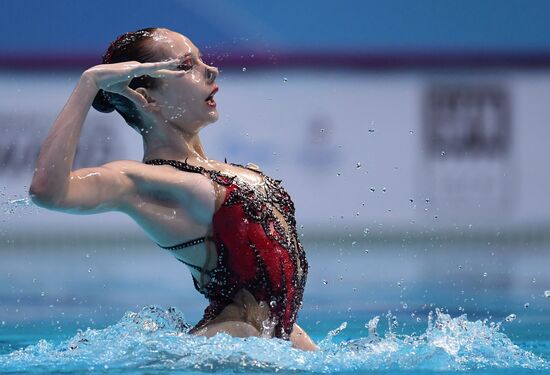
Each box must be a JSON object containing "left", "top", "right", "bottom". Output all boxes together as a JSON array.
[
  {"left": 114, "top": 158, "right": 307, "bottom": 338},
  {"left": 119, "top": 159, "right": 261, "bottom": 274}
]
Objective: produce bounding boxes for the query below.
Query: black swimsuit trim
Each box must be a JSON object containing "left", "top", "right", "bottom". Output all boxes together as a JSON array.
[{"left": 157, "top": 236, "right": 207, "bottom": 250}]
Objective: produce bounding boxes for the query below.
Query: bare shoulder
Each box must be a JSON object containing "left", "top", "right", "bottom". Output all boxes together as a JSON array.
[
  {"left": 105, "top": 159, "right": 208, "bottom": 186},
  {"left": 110, "top": 159, "right": 219, "bottom": 214},
  {"left": 99, "top": 159, "right": 205, "bottom": 185},
  {"left": 98, "top": 159, "right": 148, "bottom": 174}
]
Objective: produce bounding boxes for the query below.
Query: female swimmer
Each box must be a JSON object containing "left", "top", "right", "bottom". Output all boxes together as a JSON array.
[{"left": 29, "top": 27, "right": 316, "bottom": 351}]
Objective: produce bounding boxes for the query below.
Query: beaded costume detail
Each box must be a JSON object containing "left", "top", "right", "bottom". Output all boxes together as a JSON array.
[{"left": 144, "top": 158, "right": 308, "bottom": 339}]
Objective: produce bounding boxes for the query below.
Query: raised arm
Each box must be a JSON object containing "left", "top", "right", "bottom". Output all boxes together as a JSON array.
[
  {"left": 29, "top": 56, "right": 188, "bottom": 214},
  {"left": 29, "top": 72, "right": 110, "bottom": 211}
]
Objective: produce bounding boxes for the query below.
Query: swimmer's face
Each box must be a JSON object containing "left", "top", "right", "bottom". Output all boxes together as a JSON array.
[{"left": 145, "top": 29, "right": 219, "bottom": 130}]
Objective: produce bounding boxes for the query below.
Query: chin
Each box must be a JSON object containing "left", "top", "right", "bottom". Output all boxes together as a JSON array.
[{"left": 206, "top": 109, "right": 219, "bottom": 123}]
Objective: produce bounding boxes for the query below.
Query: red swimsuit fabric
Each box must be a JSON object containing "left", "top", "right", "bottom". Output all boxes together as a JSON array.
[
  {"left": 144, "top": 159, "right": 308, "bottom": 339},
  {"left": 208, "top": 184, "right": 299, "bottom": 337}
]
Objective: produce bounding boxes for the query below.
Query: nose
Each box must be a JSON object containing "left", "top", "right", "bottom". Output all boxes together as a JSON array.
[{"left": 206, "top": 65, "right": 218, "bottom": 83}]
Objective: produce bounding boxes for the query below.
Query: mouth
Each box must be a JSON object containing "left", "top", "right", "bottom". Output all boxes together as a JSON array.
[{"left": 205, "top": 85, "right": 218, "bottom": 108}]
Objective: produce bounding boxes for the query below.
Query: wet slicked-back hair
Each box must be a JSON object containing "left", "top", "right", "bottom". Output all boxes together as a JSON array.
[{"left": 92, "top": 27, "right": 163, "bottom": 133}]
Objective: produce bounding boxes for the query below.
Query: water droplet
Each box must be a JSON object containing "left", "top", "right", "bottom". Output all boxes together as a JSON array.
[
  {"left": 368, "top": 129, "right": 375, "bottom": 133},
  {"left": 336, "top": 172, "right": 341, "bottom": 177},
  {"left": 242, "top": 67, "right": 247, "bottom": 72},
  {"left": 402, "top": 303, "right": 408, "bottom": 309},
  {"left": 409, "top": 130, "right": 414, "bottom": 134},
  {"left": 270, "top": 300, "right": 277, "bottom": 308},
  {"left": 40, "top": 291, "right": 45, "bottom": 297},
  {"left": 363, "top": 228, "right": 370, "bottom": 235},
  {"left": 351, "top": 241, "right": 357, "bottom": 246},
  {"left": 409, "top": 198, "right": 414, "bottom": 203},
  {"left": 322, "top": 279, "right": 328, "bottom": 285},
  {"left": 505, "top": 313, "right": 516, "bottom": 322},
  {"left": 364, "top": 249, "right": 369, "bottom": 254},
  {"left": 382, "top": 187, "right": 387, "bottom": 193},
  {"left": 544, "top": 290, "right": 550, "bottom": 298},
  {"left": 369, "top": 187, "right": 375, "bottom": 192},
  {"left": 440, "top": 150, "right": 446, "bottom": 156},
  {"left": 328, "top": 321, "right": 348, "bottom": 338},
  {"left": 356, "top": 162, "right": 362, "bottom": 169},
  {"left": 524, "top": 302, "right": 530, "bottom": 309},
  {"left": 85, "top": 253, "right": 90, "bottom": 258},
  {"left": 416, "top": 317, "right": 421, "bottom": 322},
  {"left": 483, "top": 272, "right": 488, "bottom": 277},
  {"left": 283, "top": 77, "right": 288, "bottom": 82},
  {"left": 320, "top": 128, "right": 325, "bottom": 133},
  {"left": 88, "top": 268, "right": 92, "bottom": 273}
]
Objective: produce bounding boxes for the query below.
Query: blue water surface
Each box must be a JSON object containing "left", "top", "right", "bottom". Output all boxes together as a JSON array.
[{"left": 1, "top": 303, "right": 548, "bottom": 374}]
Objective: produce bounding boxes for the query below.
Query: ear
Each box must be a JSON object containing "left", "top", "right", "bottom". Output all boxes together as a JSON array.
[{"left": 135, "top": 87, "right": 160, "bottom": 112}]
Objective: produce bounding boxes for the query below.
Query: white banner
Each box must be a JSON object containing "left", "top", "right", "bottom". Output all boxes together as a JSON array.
[{"left": 1, "top": 71, "right": 550, "bottom": 239}]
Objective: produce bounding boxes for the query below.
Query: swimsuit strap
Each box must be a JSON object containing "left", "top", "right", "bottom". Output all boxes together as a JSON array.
[
  {"left": 155, "top": 235, "right": 215, "bottom": 275},
  {"left": 157, "top": 236, "right": 207, "bottom": 250},
  {"left": 176, "top": 258, "right": 212, "bottom": 277},
  {"left": 144, "top": 158, "right": 235, "bottom": 186}
]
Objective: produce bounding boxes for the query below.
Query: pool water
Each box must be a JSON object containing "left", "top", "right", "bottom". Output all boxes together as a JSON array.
[
  {"left": 0, "top": 242, "right": 549, "bottom": 374},
  {"left": 0, "top": 305, "right": 548, "bottom": 374}
]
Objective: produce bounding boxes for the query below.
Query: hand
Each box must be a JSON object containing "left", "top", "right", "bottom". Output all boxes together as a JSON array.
[{"left": 82, "top": 55, "right": 190, "bottom": 107}]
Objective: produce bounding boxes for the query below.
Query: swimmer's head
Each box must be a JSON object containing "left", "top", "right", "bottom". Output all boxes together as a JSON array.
[{"left": 92, "top": 27, "right": 219, "bottom": 135}]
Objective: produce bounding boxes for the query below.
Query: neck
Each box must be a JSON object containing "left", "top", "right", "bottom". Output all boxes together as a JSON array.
[{"left": 141, "top": 122, "right": 208, "bottom": 164}]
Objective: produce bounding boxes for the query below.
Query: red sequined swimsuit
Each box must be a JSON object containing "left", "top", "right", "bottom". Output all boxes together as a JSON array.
[{"left": 144, "top": 159, "right": 308, "bottom": 339}]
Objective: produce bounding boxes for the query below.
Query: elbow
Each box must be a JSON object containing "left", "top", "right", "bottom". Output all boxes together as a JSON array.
[
  {"left": 28, "top": 189, "right": 51, "bottom": 209},
  {"left": 28, "top": 183, "right": 61, "bottom": 209}
]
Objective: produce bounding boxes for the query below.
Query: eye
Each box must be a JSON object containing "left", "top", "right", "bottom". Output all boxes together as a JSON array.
[{"left": 177, "top": 58, "right": 193, "bottom": 71}]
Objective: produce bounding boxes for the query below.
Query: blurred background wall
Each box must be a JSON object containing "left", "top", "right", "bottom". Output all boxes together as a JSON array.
[{"left": 2, "top": 0, "right": 550, "bottom": 245}]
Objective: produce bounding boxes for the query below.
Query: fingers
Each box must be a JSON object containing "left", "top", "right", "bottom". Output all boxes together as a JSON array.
[
  {"left": 132, "top": 54, "right": 191, "bottom": 77},
  {"left": 147, "top": 68, "right": 188, "bottom": 78},
  {"left": 105, "top": 55, "right": 192, "bottom": 107}
]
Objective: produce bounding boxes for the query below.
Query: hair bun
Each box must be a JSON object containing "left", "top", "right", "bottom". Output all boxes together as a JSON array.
[{"left": 92, "top": 89, "right": 116, "bottom": 113}]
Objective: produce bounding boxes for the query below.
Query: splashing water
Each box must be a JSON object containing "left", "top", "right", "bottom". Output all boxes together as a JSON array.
[
  {"left": 0, "top": 306, "right": 546, "bottom": 373},
  {"left": 1, "top": 196, "right": 33, "bottom": 214}
]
